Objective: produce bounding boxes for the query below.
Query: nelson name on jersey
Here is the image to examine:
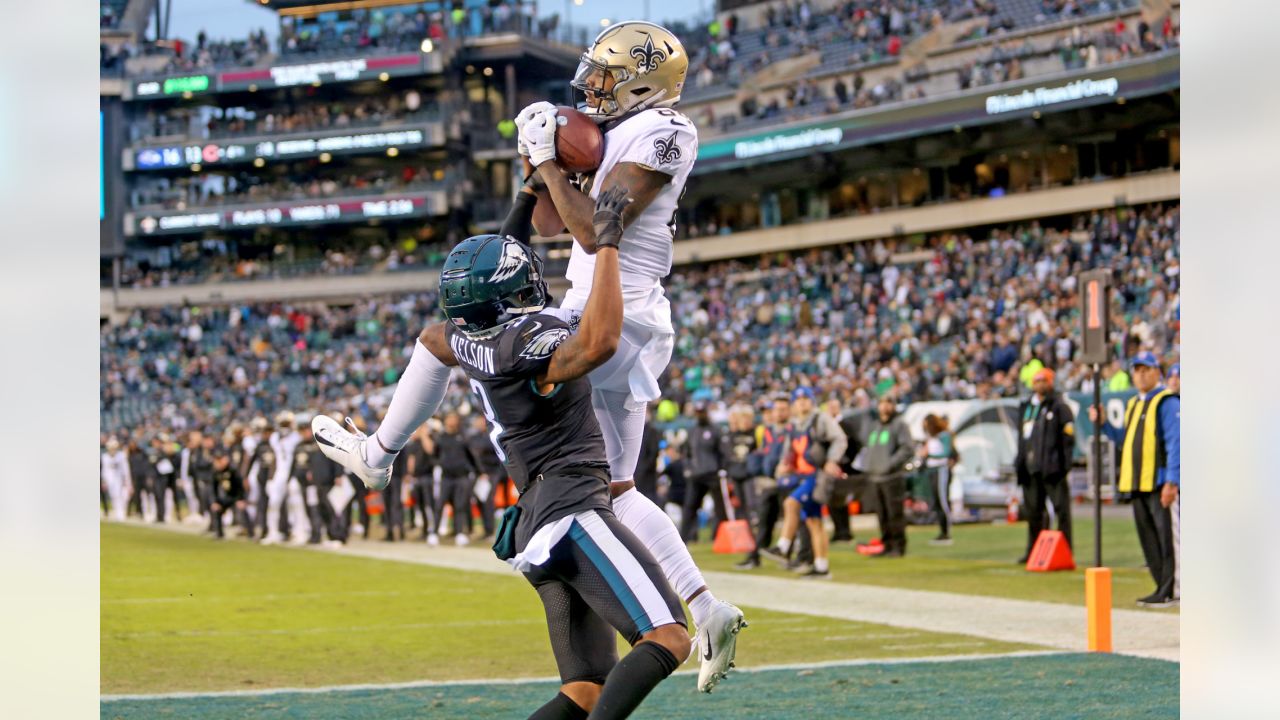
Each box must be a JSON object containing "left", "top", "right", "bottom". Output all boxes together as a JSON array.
[{"left": 450, "top": 332, "right": 496, "bottom": 375}]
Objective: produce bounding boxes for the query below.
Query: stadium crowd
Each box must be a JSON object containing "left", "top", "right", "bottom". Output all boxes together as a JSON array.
[
  {"left": 691, "top": 13, "right": 1177, "bottom": 134},
  {"left": 102, "top": 201, "right": 1176, "bottom": 475},
  {"left": 130, "top": 91, "right": 437, "bottom": 143},
  {"left": 113, "top": 241, "right": 437, "bottom": 289},
  {"left": 130, "top": 164, "right": 456, "bottom": 211},
  {"left": 664, "top": 203, "right": 1178, "bottom": 407}
]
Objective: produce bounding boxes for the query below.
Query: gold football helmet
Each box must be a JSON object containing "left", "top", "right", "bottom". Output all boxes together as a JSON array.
[{"left": 572, "top": 21, "right": 687, "bottom": 121}]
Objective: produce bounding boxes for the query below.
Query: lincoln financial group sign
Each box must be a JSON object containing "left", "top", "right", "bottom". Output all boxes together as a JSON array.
[
  {"left": 984, "top": 77, "right": 1120, "bottom": 115},
  {"left": 732, "top": 127, "right": 844, "bottom": 159}
]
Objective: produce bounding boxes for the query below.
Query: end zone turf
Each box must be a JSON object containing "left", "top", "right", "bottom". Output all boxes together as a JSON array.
[{"left": 101, "top": 652, "right": 1178, "bottom": 720}]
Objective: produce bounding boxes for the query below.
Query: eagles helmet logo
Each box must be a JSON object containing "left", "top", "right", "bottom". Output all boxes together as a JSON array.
[
  {"left": 653, "top": 131, "right": 682, "bottom": 165},
  {"left": 630, "top": 33, "right": 667, "bottom": 74},
  {"left": 520, "top": 327, "right": 570, "bottom": 360},
  {"left": 489, "top": 238, "right": 528, "bottom": 284}
]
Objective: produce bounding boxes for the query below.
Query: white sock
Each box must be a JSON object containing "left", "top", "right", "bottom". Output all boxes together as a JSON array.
[
  {"left": 814, "top": 557, "right": 829, "bottom": 573},
  {"left": 368, "top": 339, "right": 452, "bottom": 467},
  {"left": 778, "top": 536, "right": 792, "bottom": 554},
  {"left": 590, "top": 389, "right": 646, "bottom": 482},
  {"left": 688, "top": 592, "right": 718, "bottom": 626},
  {"left": 612, "top": 487, "right": 719, "bottom": 627}
]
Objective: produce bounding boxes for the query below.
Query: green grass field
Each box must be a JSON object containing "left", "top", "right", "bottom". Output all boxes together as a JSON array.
[
  {"left": 101, "top": 523, "right": 1035, "bottom": 695},
  {"left": 102, "top": 520, "right": 1177, "bottom": 719},
  {"left": 689, "top": 515, "right": 1170, "bottom": 608}
]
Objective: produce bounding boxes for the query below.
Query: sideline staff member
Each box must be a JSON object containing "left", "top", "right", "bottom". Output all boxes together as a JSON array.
[
  {"left": 1089, "top": 352, "right": 1180, "bottom": 608},
  {"left": 1015, "top": 368, "right": 1076, "bottom": 563}
]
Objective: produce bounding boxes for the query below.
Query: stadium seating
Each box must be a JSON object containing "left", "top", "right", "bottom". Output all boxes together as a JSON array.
[{"left": 100, "top": 203, "right": 1179, "bottom": 440}]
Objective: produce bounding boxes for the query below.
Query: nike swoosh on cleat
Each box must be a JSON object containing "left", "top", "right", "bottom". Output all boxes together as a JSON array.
[{"left": 702, "top": 631, "right": 713, "bottom": 662}]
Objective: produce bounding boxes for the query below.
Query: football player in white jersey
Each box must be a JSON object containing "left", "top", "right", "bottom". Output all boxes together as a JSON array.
[
  {"left": 311, "top": 21, "right": 744, "bottom": 693},
  {"left": 516, "top": 20, "right": 745, "bottom": 694}
]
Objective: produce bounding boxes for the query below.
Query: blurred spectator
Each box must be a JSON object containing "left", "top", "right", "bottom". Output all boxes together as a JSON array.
[
  {"left": 919, "top": 413, "right": 958, "bottom": 545},
  {"left": 1014, "top": 368, "right": 1076, "bottom": 562},
  {"left": 131, "top": 93, "right": 437, "bottom": 143},
  {"left": 1088, "top": 352, "right": 1180, "bottom": 608},
  {"left": 861, "top": 395, "right": 914, "bottom": 557},
  {"left": 681, "top": 403, "right": 729, "bottom": 543}
]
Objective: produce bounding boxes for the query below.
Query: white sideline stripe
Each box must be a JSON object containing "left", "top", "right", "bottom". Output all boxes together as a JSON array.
[{"left": 100, "top": 650, "right": 1067, "bottom": 702}]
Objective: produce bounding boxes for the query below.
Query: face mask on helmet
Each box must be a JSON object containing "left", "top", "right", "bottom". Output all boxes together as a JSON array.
[{"left": 572, "top": 57, "right": 632, "bottom": 119}]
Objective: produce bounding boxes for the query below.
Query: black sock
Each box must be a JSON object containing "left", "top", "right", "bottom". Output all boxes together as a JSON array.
[
  {"left": 589, "top": 641, "right": 680, "bottom": 720},
  {"left": 528, "top": 691, "right": 589, "bottom": 720}
]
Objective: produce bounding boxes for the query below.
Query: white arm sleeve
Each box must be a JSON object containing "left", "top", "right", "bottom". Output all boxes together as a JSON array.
[{"left": 373, "top": 339, "right": 453, "bottom": 454}]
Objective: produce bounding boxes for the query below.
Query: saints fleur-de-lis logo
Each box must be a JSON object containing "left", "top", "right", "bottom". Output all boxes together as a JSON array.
[
  {"left": 630, "top": 34, "right": 667, "bottom": 74},
  {"left": 653, "top": 131, "right": 682, "bottom": 165}
]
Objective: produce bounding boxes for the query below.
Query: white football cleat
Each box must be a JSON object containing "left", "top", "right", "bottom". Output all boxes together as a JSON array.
[
  {"left": 455, "top": 533, "right": 470, "bottom": 547},
  {"left": 426, "top": 533, "right": 440, "bottom": 547},
  {"left": 311, "top": 415, "right": 392, "bottom": 491},
  {"left": 696, "top": 601, "right": 747, "bottom": 693},
  {"left": 260, "top": 532, "right": 284, "bottom": 546}
]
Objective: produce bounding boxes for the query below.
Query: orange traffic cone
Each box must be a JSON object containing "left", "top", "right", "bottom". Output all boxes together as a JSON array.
[
  {"left": 712, "top": 476, "right": 756, "bottom": 554},
  {"left": 713, "top": 520, "right": 756, "bottom": 553},
  {"left": 1026, "top": 530, "right": 1075, "bottom": 571}
]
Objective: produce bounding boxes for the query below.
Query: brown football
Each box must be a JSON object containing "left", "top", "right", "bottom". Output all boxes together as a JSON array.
[{"left": 554, "top": 106, "right": 604, "bottom": 174}]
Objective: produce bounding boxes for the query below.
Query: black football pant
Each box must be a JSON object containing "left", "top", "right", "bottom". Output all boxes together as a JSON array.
[
  {"left": 381, "top": 474, "right": 405, "bottom": 540},
  {"left": 870, "top": 475, "right": 908, "bottom": 555},
  {"left": 1132, "top": 489, "right": 1176, "bottom": 600},
  {"left": 153, "top": 475, "right": 175, "bottom": 522},
  {"left": 410, "top": 476, "right": 436, "bottom": 537},
  {"left": 480, "top": 475, "right": 504, "bottom": 537},
  {"left": 1024, "top": 472, "right": 1072, "bottom": 555},
  {"left": 826, "top": 476, "right": 858, "bottom": 541},
  {"left": 751, "top": 483, "right": 783, "bottom": 561},
  {"left": 435, "top": 474, "right": 472, "bottom": 537},
  {"left": 680, "top": 472, "right": 728, "bottom": 542},
  {"left": 210, "top": 498, "right": 248, "bottom": 539},
  {"left": 311, "top": 481, "right": 340, "bottom": 542}
]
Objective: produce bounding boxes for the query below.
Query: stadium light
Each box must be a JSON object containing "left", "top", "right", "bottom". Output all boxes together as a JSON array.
[
  {"left": 379, "top": 72, "right": 390, "bottom": 82},
  {"left": 573, "top": 0, "right": 583, "bottom": 5},
  {"left": 420, "top": 39, "right": 435, "bottom": 53},
  {"left": 482, "top": 67, "right": 493, "bottom": 77},
  {"left": 600, "top": 18, "right": 610, "bottom": 26},
  {"left": 319, "top": 153, "right": 332, "bottom": 163},
  {"left": 386, "top": 148, "right": 399, "bottom": 157},
  {"left": 253, "top": 158, "right": 266, "bottom": 168}
]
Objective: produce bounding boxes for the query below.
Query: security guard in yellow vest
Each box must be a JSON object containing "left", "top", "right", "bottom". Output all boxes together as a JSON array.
[{"left": 1089, "top": 352, "right": 1181, "bottom": 608}]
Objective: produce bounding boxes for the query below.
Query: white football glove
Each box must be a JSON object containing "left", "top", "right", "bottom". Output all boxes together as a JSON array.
[
  {"left": 514, "top": 101, "right": 555, "bottom": 157},
  {"left": 522, "top": 107, "right": 559, "bottom": 167}
]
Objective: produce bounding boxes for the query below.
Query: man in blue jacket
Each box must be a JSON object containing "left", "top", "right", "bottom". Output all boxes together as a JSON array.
[{"left": 1089, "top": 352, "right": 1180, "bottom": 608}]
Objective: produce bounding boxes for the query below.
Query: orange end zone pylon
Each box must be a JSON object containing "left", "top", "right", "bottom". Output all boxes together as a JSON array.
[{"left": 1086, "top": 567, "right": 1113, "bottom": 652}]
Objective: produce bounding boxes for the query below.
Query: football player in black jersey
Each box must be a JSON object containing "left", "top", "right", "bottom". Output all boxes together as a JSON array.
[{"left": 316, "top": 186, "right": 690, "bottom": 719}]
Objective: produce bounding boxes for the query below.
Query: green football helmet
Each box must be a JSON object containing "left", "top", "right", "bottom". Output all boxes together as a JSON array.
[{"left": 439, "top": 234, "right": 548, "bottom": 339}]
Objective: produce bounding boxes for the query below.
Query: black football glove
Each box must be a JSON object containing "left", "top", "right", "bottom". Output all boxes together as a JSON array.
[{"left": 592, "top": 185, "right": 632, "bottom": 250}]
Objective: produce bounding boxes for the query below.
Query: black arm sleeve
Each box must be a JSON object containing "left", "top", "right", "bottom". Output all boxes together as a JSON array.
[{"left": 499, "top": 191, "right": 538, "bottom": 244}]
